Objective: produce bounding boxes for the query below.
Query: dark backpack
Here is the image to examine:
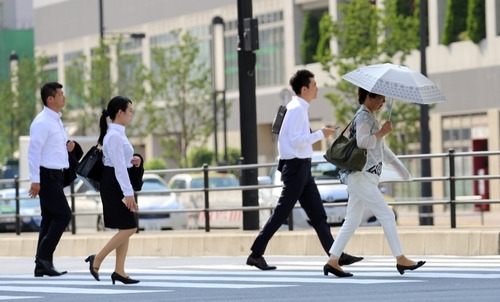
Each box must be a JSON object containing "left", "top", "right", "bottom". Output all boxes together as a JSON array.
[{"left": 271, "top": 105, "right": 287, "bottom": 135}]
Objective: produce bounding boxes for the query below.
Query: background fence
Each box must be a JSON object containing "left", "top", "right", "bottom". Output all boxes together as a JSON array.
[{"left": 1, "top": 149, "right": 500, "bottom": 235}]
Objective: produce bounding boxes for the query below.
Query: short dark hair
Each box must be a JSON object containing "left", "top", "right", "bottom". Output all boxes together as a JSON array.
[
  {"left": 40, "top": 82, "right": 63, "bottom": 106},
  {"left": 358, "top": 87, "right": 381, "bottom": 104},
  {"left": 289, "top": 69, "right": 315, "bottom": 95}
]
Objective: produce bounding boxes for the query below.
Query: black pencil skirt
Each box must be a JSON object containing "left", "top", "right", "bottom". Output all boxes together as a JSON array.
[{"left": 99, "top": 166, "right": 137, "bottom": 229}]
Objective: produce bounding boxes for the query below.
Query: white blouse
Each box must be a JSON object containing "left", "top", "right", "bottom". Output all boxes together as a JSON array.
[{"left": 102, "top": 123, "right": 134, "bottom": 196}]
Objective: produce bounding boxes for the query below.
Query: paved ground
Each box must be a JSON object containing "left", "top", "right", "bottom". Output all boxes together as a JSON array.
[{"left": 0, "top": 255, "right": 499, "bottom": 302}]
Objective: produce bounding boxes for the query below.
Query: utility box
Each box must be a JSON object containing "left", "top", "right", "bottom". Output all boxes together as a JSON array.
[{"left": 243, "top": 18, "right": 259, "bottom": 51}]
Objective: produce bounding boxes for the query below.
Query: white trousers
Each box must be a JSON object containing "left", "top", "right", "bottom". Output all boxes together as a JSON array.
[{"left": 329, "top": 172, "right": 403, "bottom": 258}]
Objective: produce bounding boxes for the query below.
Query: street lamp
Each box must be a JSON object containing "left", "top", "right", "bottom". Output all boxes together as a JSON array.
[
  {"left": 419, "top": 0, "right": 434, "bottom": 225},
  {"left": 98, "top": 0, "right": 145, "bottom": 107},
  {"left": 9, "top": 51, "right": 19, "bottom": 93},
  {"left": 212, "top": 16, "right": 227, "bottom": 164},
  {"left": 280, "top": 88, "right": 292, "bottom": 105},
  {"left": 9, "top": 51, "right": 19, "bottom": 156}
]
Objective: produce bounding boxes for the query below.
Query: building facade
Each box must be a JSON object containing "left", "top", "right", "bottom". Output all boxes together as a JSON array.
[{"left": 33, "top": 0, "right": 500, "bottom": 203}]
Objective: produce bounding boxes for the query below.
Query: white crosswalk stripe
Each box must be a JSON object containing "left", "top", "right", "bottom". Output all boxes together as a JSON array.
[{"left": 0, "top": 256, "right": 499, "bottom": 300}]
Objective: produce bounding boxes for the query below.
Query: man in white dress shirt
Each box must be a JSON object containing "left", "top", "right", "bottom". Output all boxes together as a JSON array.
[
  {"left": 247, "top": 70, "right": 363, "bottom": 270},
  {"left": 28, "top": 82, "right": 74, "bottom": 277}
]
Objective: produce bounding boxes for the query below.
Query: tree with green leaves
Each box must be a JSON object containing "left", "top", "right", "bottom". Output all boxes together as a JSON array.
[
  {"left": 315, "top": 0, "right": 421, "bottom": 154},
  {"left": 441, "top": 0, "right": 468, "bottom": 45},
  {"left": 64, "top": 39, "right": 114, "bottom": 136},
  {"left": 0, "top": 55, "right": 49, "bottom": 161},
  {"left": 144, "top": 30, "right": 213, "bottom": 168},
  {"left": 64, "top": 36, "right": 150, "bottom": 137},
  {"left": 301, "top": 12, "right": 319, "bottom": 64},
  {"left": 466, "top": 0, "right": 486, "bottom": 44}
]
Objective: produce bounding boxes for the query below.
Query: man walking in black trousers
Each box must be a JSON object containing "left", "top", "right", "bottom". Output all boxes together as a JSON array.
[
  {"left": 28, "top": 82, "right": 74, "bottom": 277},
  {"left": 247, "top": 70, "right": 363, "bottom": 270}
]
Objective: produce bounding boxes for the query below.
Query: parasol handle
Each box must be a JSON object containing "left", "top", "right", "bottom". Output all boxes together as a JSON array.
[{"left": 387, "top": 98, "right": 393, "bottom": 121}]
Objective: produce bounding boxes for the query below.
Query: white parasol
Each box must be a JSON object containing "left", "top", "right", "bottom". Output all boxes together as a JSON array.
[{"left": 342, "top": 63, "right": 446, "bottom": 118}]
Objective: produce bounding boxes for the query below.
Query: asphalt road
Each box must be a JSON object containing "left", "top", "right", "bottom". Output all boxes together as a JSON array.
[{"left": 1, "top": 255, "right": 499, "bottom": 302}]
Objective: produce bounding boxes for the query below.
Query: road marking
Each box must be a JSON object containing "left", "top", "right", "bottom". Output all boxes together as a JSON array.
[{"left": 1, "top": 256, "right": 500, "bottom": 301}]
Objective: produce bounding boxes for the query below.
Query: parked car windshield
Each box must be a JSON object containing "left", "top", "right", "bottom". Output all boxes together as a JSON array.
[
  {"left": 142, "top": 178, "right": 169, "bottom": 191},
  {"left": 190, "top": 176, "right": 239, "bottom": 189},
  {"left": 311, "top": 162, "right": 340, "bottom": 180}
]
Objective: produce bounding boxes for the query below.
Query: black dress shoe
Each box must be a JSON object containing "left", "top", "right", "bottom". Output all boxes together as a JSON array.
[
  {"left": 85, "top": 254, "right": 100, "bottom": 281},
  {"left": 111, "top": 272, "right": 140, "bottom": 285},
  {"left": 246, "top": 255, "right": 277, "bottom": 270},
  {"left": 397, "top": 261, "right": 426, "bottom": 275},
  {"left": 323, "top": 263, "right": 353, "bottom": 277},
  {"left": 34, "top": 258, "right": 67, "bottom": 277},
  {"left": 338, "top": 253, "right": 364, "bottom": 266}
]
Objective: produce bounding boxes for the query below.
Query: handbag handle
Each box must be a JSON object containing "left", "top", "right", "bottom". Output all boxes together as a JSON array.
[{"left": 340, "top": 109, "right": 370, "bottom": 137}]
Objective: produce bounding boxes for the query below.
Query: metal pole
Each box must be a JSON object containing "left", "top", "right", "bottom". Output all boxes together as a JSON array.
[
  {"left": 99, "top": 0, "right": 105, "bottom": 108},
  {"left": 448, "top": 149, "right": 456, "bottom": 228},
  {"left": 213, "top": 91, "right": 219, "bottom": 163},
  {"left": 99, "top": 0, "right": 104, "bottom": 40},
  {"left": 237, "top": 0, "right": 259, "bottom": 230},
  {"left": 419, "top": 0, "right": 434, "bottom": 225},
  {"left": 202, "top": 163, "right": 210, "bottom": 232},
  {"left": 222, "top": 90, "right": 228, "bottom": 164}
]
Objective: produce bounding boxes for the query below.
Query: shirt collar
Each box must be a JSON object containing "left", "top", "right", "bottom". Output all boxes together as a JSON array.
[
  {"left": 43, "top": 106, "right": 62, "bottom": 119},
  {"left": 108, "top": 123, "right": 126, "bottom": 133},
  {"left": 295, "top": 95, "right": 310, "bottom": 109},
  {"left": 360, "top": 104, "right": 373, "bottom": 115}
]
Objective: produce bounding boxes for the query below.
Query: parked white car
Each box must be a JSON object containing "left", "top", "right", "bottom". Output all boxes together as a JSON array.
[
  {"left": 65, "top": 178, "right": 104, "bottom": 232},
  {"left": 258, "top": 152, "right": 387, "bottom": 229},
  {"left": 168, "top": 172, "right": 247, "bottom": 229},
  {"left": 136, "top": 174, "right": 188, "bottom": 231},
  {"left": 0, "top": 188, "right": 41, "bottom": 232}
]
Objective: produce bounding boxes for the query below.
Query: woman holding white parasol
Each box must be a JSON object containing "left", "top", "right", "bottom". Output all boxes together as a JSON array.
[{"left": 323, "top": 87, "right": 425, "bottom": 277}]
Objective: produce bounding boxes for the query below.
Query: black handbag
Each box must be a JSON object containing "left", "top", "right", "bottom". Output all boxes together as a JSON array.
[
  {"left": 76, "top": 144, "right": 103, "bottom": 191},
  {"left": 324, "top": 119, "right": 367, "bottom": 171}
]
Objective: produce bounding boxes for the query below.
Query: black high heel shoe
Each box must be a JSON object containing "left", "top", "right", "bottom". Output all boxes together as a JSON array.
[
  {"left": 397, "top": 261, "right": 426, "bottom": 275},
  {"left": 84, "top": 254, "right": 100, "bottom": 281},
  {"left": 111, "top": 272, "right": 140, "bottom": 284},
  {"left": 323, "top": 263, "right": 353, "bottom": 278}
]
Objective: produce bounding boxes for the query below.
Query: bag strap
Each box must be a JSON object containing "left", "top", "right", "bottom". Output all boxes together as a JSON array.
[{"left": 341, "top": 108, "right": 371, "bottom": 136}]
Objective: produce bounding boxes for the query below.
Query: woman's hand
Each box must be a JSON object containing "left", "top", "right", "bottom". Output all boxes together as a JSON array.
[
  {"left": 123, "top": 195, "right": 138, "bottom": 212},
  {"left": 376, "top": 120, "right": 392, "bottom": 139}
]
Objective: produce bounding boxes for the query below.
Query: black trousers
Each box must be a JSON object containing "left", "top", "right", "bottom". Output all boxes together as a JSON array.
[
  {"left": 36, "top": 167, "right": 72, "bottom": 262},
  {"left": 250, "top": 158, "right": 333, "bottom": 257}
]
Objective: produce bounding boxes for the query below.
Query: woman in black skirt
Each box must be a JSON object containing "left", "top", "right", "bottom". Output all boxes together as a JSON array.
[{"left": 85, "top": 96, "right": 141, "bottom": 284}]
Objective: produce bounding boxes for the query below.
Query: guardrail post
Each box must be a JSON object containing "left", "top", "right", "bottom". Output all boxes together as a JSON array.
[
  {"left": 70, "top": 181, "right": 76, "bottom": 234},
  {"left": 135, "top": 192, "right": 140, "bottom": 233},
  {"left": 14, "top": 176, "right": 21, "bottom": 235},
  {"left": 203, "top": 163, "right": 210, "bottom": 232},
  {"left": 448, "top": 149, "right": 456, "bottom": 228}
]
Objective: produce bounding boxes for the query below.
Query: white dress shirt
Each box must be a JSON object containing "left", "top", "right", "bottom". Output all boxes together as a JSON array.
[
  {"left": 28, "top": 106, "right": 69, "bottom": 183},
  {"left": 277, "top": 96, "right": 324, "bottom": 159},
  {"left": 102, "top": 123, "right": 134, "bottom": 197}
]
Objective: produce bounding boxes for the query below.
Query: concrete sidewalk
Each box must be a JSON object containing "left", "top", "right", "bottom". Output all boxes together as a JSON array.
[{"left": 1, "top": 226, "right": 498, "bottom": 258}]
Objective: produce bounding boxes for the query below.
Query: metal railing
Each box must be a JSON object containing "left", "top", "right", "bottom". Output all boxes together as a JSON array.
[{"left": 2, "top": 149, "right": 500, "bottom": 235}]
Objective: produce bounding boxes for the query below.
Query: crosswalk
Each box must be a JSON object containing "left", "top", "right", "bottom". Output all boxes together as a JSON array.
[{"left": 1, "top": 256, "right": 499, "bottom": 300}]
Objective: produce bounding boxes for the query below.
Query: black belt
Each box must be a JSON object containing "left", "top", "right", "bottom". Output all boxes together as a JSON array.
[
  {"left": 40, "top": 166, "right": 65, "bottom": 173},
  {"left": 283, "top": 158, "right": 311, "bottom": 162}
]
